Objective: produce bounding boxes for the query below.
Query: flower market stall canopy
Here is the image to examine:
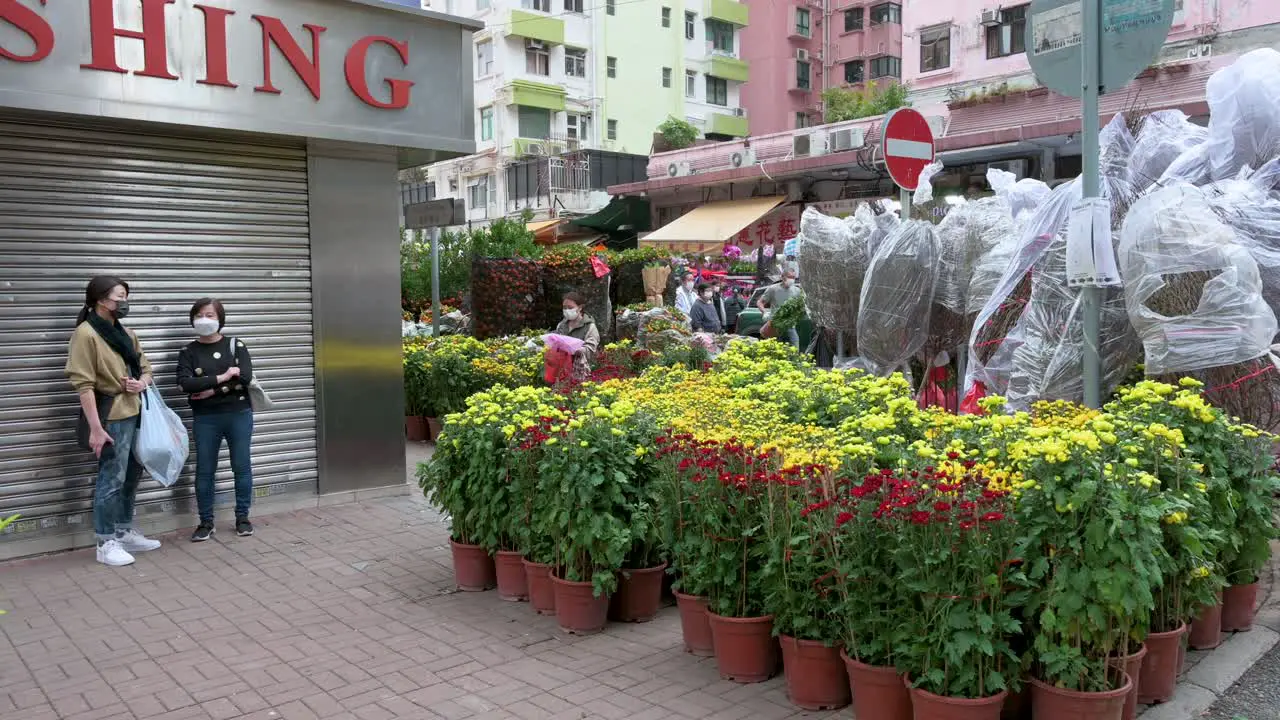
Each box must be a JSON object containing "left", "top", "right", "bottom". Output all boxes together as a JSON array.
[
  {"left": 640, "top": 196, "right": 788, "bottom": 253},
  {"left": 527, "top": 218, "right": 605, "bottom": 246}
]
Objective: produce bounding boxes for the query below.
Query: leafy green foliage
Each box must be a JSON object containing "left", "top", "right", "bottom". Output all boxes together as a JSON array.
[
  {"left": 657, "top": 116, "right": 699, "bottom": 150},
  {"left": 770, "top": 295, "right": 808, "bottom": 334},
  {"left": 822, "top": 81, "right": 910, "bottom": 123}
]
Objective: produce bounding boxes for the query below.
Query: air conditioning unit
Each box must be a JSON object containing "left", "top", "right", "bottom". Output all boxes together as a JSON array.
[
  {"left": 732, "top": 107, "right": 747, "bottom": 117},
  {"left": 987, "top": 158, "right": 1027, "bottom": 178},
  {"left": 545, "top": 141, "right": 567, "bottom": 155},
  {"left": 796, "top": 48, "right": 810, "bottom": 62},
  {"left": 729, "top": 149, "right": 757, "bottom": 168},
  {"left": 793, "top": 134, "right": 811, "bottom": 157},
  {"left": 829, "top": 127, "right": 866, "bottom": 152},
  {"left": 810, "top": 133, "right": 828, "bottom": 157},
  {"left": 526, "top": 39, "right": 547, "bottom": 50},
  {"left": 1187, "top": 42, "right": 1212, "bottom": 60},
  {"left": 667, "top": 161, "right": 694, "bottom": 177},
  {"left": 523, "top": 141, "right": 547, "bottom": 156},
  {"left": 980, "top": 7, "right": 1002, "bottom": 26}
]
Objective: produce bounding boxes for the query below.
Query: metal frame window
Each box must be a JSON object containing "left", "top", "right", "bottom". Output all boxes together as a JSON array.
[
  {"left": 522, "top": 0, "right": 550, "bottom": 12},
  {"left": 662, "top": 67, "right": 672, "bottom": 88},
  {"left": 565, "top": 48, "right": 586, "bottom": 78},
  {"left": 685, "top": 69, "right": 696, "bottom": 98},
  {"left": 566, "top": 113, "right": 590, "bottom": 141},
  {"left": 476, "top": 40, "right": 493, "bottom": 76},
  {"left": 844, "top": 7, "right": 863, "bottom": 31},
  {"left": 919, "top": 24, "right": 951, "bottom": 72},
  {"left": 796, "top": 112, "right": 811, "bottom": 129},
  {"left": 662, "top": 7, "right": 671, "bottom": 27},
  {"left": 468, "top": 175, "right": 496, "bottom": 211},
  {"left": 479, "top": 106, "right": 494, "bottom": 141},
  {"left": 607, "top": 56, "right": 617, "bottom": 78},
  {"left": 795, "top": 8, "right": 811, "bottom": 37},
  {"left": 986, "top": 5, "right": 1028, "bottom": 59},
  {"left": 606, "top": 0, "right": 615, "bottom": 15},
  {"left": 563, "top": 0, "right": 583, "bottom": 12},
  {"left": 525, "top": 41, "right": 550, "bottom": 76},
  {"left": 870, "top": 55, "right": 901, "bottom": 79},
  {"left": 517, "top": 106, "right": 552, "bottom": 138},
  {"left": 685, "top": 11, "right": 696, "bottom": 39},
  {"left": 477, "top": 0, "right": 490, "bottom": 10},
  {"left": 707, "top": 20, "right": 735, "bottom": 53},
  {"left": 869, "top": 2, "right": 901, "bottom": 25},
  {"left": 796, "top": 60, "right": 811, "bottom": 90},
  {"left": 607, "top": 119, "right": 618, "bottom": 141},
  {"left": 706, "top": 76, "right": 728, "bottom": 106},
  {"left": 844, "top": 60, "right": 864, "bottom": 84}
]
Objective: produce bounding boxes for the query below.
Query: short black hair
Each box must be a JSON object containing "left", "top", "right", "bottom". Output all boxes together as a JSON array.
[
  {"left": 562, "top": 291, "right": 586, "bottom": 307},
  {"left": 696, "top": 283, "right": 711, "bottom": 293},
  {"left": 189, "top": 298, "right": 226, "bottom": 330}
]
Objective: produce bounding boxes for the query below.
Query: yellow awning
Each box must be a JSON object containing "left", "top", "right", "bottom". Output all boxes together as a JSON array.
[
  {"left": 527, "top": 219, "right": 565, "bottom": 235},
  {"left": 639, "top": 196, "right": 786, "bottom": 248}
]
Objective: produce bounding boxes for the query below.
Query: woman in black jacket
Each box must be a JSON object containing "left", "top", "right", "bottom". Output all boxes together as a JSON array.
[
  {"left": 175, "top": 298, "right": 256, "bottom": 542},
  {"left": 689, "top": 284, "right": 723, "bottom": 334}
]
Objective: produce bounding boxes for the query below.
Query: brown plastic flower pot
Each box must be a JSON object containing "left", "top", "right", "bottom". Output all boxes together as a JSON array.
[
  {"left": 1001, "top": 685, "right": 1030, "bottom": 720},
  {"left": 1108, "top": 644, "right": 1147, "bottom": 720},
  {"left": 522, "top": 559, "right": 556, "bottom": 615},
  {"left": 1030, "top": 673, "right": 1131, "bottom": 720},
  {"left": 1189, "top": 596, "right": 1224, "bottom": 649},
  {"left": 405, "top": 416, "right": 429, "bottom": 442},
  {"left": 778, "top": 635, "right": 850, "bottom": 710},
  {"left": 426, "top": 416, "right": 443, "bottom": 442},
  {"left": 1138, "top": 622, "right": 1186, "bottom": 704},
  {"left": 706, "top": 611, "right": 778, "bottom": 683},
  {"left": 908, "top": 679, "right": 1006, "bottom": 720},
  {"left": 449, "top": 539, "right": 495, "bottom": 591},
  {"left": 551, "top": 572, "right": 609, "bottom": 635},
  {"left": 608, "top": 563, "right": 667, "bottom": 623},
  {"left": 674, "top": 591, "right": 714, "bottom": 656},
  {"left": 1222, "top": 582, "right": 1259, "bottom": 632},
  {"left": 494, "top": 551, "right": 528, "bottom": 602},
  {"left": 841, "top": 650, "right": 911, "bottom": 720}
]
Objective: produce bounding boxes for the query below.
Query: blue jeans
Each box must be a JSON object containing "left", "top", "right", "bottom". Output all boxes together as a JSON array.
[
  {"left": 94, "top": 416, "right": 143, "bottom": 540},
  {"left": 786, "top": 327, "right": 800, "bottom": 350},
  {"left": 193, "top": 410, "right": 255, "bottom": 523}
]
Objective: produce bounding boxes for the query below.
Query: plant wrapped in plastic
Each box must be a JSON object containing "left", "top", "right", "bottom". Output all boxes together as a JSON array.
[
  {"left": 636, "top": 307, "right": 692, "bottom": 353},
  {"left": 1202, "top": 48, "right": 1280, "bottom": 182},
  {"left": 796, "top": 206, "right": 873, "bottom": 332},
  {"left": 471, "top": 257, "right": 543, "bottom": 339},
  {"left": 1204, "top": 159, "right": 1280, "bottom": 318},
  {"left": 1127, "top": 109, "right": 1208, "bottom": 193},
  {"left": 856, "top": 220, "right": 939, "bottom": 376}
]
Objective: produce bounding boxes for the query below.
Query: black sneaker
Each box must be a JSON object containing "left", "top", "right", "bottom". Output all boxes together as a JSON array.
[
  {"left": 191, "top": 523, "right": 214, "bottom": 542},
  {"left": 235, "top": 517, "right": 254, "bottom": 537}
]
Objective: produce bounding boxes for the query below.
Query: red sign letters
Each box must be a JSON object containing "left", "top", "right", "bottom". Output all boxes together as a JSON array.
[{"left": 0, "top": 0, "right": 415, "bottom": 110}]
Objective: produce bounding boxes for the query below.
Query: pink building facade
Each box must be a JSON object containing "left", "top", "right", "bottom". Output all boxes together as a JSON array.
[{"left": 740, "top": 1, "right": 904, "bottom": 135}]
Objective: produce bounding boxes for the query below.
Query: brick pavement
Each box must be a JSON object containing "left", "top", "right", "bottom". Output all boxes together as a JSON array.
[{"left": 0, "top": 488, "right": 834, "bottom": 720}]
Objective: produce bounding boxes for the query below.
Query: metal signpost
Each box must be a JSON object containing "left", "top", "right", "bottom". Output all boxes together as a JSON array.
[
  {"left": 404, "top": 199, "right": 465, "bottom": 335},
  {"left": 880, "top": 108, "right": 937, "bottom": 222},
  {"left": 1026, "top": 0, "right": 1175, "bottom": 407}
]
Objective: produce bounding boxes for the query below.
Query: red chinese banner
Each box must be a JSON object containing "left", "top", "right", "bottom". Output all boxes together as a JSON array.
[{"left": 730, "top": 204, "right": 801, "bottom": 250}]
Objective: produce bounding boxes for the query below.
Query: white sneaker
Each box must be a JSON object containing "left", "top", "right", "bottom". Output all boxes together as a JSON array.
[
  {"left": 96, "top": 539, "right": 135, "bottom": 567},
  {"left": 117, "top": 529, "right": 161, "bottom": 553}
]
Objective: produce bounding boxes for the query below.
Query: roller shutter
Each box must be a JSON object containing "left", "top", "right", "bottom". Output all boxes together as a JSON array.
[{"left": 0, "top": 117, "right": 317, "bottom": 544}]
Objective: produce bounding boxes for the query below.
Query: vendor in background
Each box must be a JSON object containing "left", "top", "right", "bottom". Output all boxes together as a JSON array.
[
  {"left": 709, "top": 279, "right": 728, "bottom": 328},
  {"left": 674, "top": 273, "right": 698, "bottom": 316},
  {"left": 554, "top": 292, "right": 600, "bottom": 381},
  {"left": 758, "top": 269, "right": 803, "bottom": 348},
  {"left": 689, "top": 284, "right": 723, "bottom": 334}
]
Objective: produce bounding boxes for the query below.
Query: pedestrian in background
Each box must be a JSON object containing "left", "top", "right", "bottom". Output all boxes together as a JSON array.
[
  {"left": 552, "top": 292, "right": 600, "bottom": 381},
  {"left": 66, "top": 275, "right": 162, "bottom": 567},
  {"left": 689, "top": 284, "right": 723, "bottom": 334},
  {"left": 176, "top": 298, "right": 256, "bottom": 542},
  {"left": 758, "top": 269, "right": 803, "bottom": 348}
]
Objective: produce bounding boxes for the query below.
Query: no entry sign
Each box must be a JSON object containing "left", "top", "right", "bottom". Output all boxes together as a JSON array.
[{"left": 881, "top": 108, "right": 937, "bottom": 191}]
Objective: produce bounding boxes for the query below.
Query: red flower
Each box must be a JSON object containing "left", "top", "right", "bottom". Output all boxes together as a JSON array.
[
  {"left": 835, "top": 511, "right": 854, "bottom": 527},
  {"left": 933, "top": 501, "right": 952, "bottom": 512},
  {"left": 910, "top": 511, "right": 931, "bottom": 525},
  {"left": 981, "top": 512, "right": 1006, "bottom": 522}
]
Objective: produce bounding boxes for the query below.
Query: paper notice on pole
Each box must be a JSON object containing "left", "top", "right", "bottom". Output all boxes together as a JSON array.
[
  {"left": 1031, "top": 3, "right": 1083, "bottom": 56},
  {"left": 1066, "top": 198, "right": 1121, "bottom": 287}
]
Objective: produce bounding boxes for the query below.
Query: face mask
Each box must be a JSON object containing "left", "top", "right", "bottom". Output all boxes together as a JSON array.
[
  {"left": 193, "top": 317, "right": 220, "bottom": 337},
  {"left": 684, "top": 283, "right": 694, "bottom": 291},
  {"left": 563, "top": 308, "right": 579, "bottom": 321},
  {"left": 782, "top": 279, "right": 794, "bottom": 288},
  {"left": 112, "top": 300, "right": 130, "bottom": 319}
]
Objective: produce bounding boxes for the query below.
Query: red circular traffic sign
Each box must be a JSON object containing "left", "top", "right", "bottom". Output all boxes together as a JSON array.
[{"left": 881, "top": 108, "right": 936, "bottom": 191}]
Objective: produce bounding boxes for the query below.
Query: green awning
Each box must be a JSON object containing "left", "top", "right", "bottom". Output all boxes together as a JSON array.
[{"left": 571, "top": 196, "right": 651, "bottom": 233}]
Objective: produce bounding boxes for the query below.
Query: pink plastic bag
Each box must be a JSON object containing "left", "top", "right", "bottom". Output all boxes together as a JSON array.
[{"left": 543, "top": 333, "right": 585, "bottom": 355}]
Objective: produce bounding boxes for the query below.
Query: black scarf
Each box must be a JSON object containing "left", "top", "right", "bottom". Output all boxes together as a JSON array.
[{"left": 85, "top": 312, "right": 141, "bottom": 379}]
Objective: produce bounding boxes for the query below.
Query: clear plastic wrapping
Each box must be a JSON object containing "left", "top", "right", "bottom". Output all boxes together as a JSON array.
[
  {"left": 912, "top": 160, "right": 946, "bottom": 206},
  {"left": 796, "top": 206, "right": 873, "bottom": 331},
  {"left": 856, "top": 220, "right": 939, "bottom": 376},
  {"left": 989, "top": 169, "right": 1051, "bottom": 221},
  {"left": 1128, "top": 110, "right": 1209, "bottom": 192},
  {"left": 1204, "top": 48, "right": 1280, "bottom": 182},
  {"left": 1118, "top": 182, "right": 1278, "bottom": 375},
  {"left": 934, "top": 197, "right": 1018, "bottom": 316},
  {"left": 1204, "top": 159, "right": 1280, "bottom": 316}
]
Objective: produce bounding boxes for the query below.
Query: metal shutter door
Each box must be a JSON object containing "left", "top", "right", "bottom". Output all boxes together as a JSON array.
[{"left": 0, "top": 118, "right": 317, "bottom": 544}]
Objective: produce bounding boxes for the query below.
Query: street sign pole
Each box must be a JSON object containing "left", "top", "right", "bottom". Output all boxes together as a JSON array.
[
  {"left": 1080, "top": 0, "right": 1102, "bottom": 408},
  {"left": 404, "top": 198, "right": 464, "bottom": 337},
  {"left": 901, "top": 187, "right": 911, "bottom": 222},
  {"left": 430, "top": 227, "right": 442, "bottom": 337}
]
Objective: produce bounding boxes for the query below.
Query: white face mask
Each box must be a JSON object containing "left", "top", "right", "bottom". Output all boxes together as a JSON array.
[
  {"left": 684, "top": 283, "right": 694, "bottom": 291},
  {"left": 192, "top": 317, "right": 220, "bottom": 337},
  {"left": 563, "top": 308, "right": 579, "bottom": 321},
  {"left": 782, "top": 279, "right": 795, "bottom": 288}
]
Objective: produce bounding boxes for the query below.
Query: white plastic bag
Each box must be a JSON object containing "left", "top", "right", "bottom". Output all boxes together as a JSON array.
[{"left": 134, "top": 386, "right": 189, "bottom": 487}]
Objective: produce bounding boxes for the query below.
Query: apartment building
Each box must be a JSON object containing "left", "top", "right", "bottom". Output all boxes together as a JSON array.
[
  {"left": 740, "top": 1, "right": 904, "bottom": 134},
  {"left": 413, "top": 0, "right": 751, "bottom": 227}
]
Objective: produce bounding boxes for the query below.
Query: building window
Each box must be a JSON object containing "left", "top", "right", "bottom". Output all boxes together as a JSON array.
[
  {"left": 479, "top": 107, "right": 494, "bottom": 141},
  {"left": 685, "top": 11, "right": 696, "bottom": 39},
  {"left": 986, "top": 5, "right": 1027, "bottom": 58},
  {"left": 662, "top": 67, "right": 672, "bottom": 88},
  {"left": 606, "top": 0, "right": 615, "bottom": 15},
  {"left": 518, "top": 106, "right": 552, "bottom": 138},
  {"left": 565, "top": 48, "right": 586, "bottom": 78},
  {"left": 870, "top": 56, "right": 901, "bottom": 79},
  {"left": 707, "top": 19, "right": 735, "bottom": 53},
  {"left": 607, "top": 56, "right": 617, "bottom": 78},
  {"left": 685, "top": 70, "right": 696, "bottom": 98},
  {"left": 919, "top": 24, "right": 951, "bottom": 72},
  {"left": 869, "top": 2, "right": 901, "bottom": 25},
  {"left": 796, "top": 60, "right": 811, "bottom": 90},
  {"left": 796, "top": 112, "right": 811, "bottom": 129},
  {"left": 525, "top": 41, "right": 549, "bottom": 76},
  {"left": 844, "top": 60, "right": 864, "bottom": 84},
  {"left": 795, "top": 8, "right": 811, "bottom": 37},
  {"left": 706, "top": 76, "right": 728, "bottom": 106},
  {"left": 662, "top": 7, "right": 671, "bottom": 27},
  {"left": 1173, "top": 0, "right": 1185, "bottom": 23},
  {"left": 607, "top": 119, "right": 618, "bottom": 141},
  {"left": 522, "top": 0, "right": 550, "bottom": 12},
  {"left": 567, "top": 113, "right": 590, "bottom": 141},
  {"left": 564, "top": 0, "right": 583, "bottom": 12},
  {"left": 477, "top": 0, "right": 490, "bottom": 10},
  {"left": 844, "top": 7, "right": 864, "bottom": 32},
  {"left": 468, "top": 175, "right": 495, "bottom": 211},
  {"left": 476, "top": 40, "right": 493, "bottom": 76}
]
